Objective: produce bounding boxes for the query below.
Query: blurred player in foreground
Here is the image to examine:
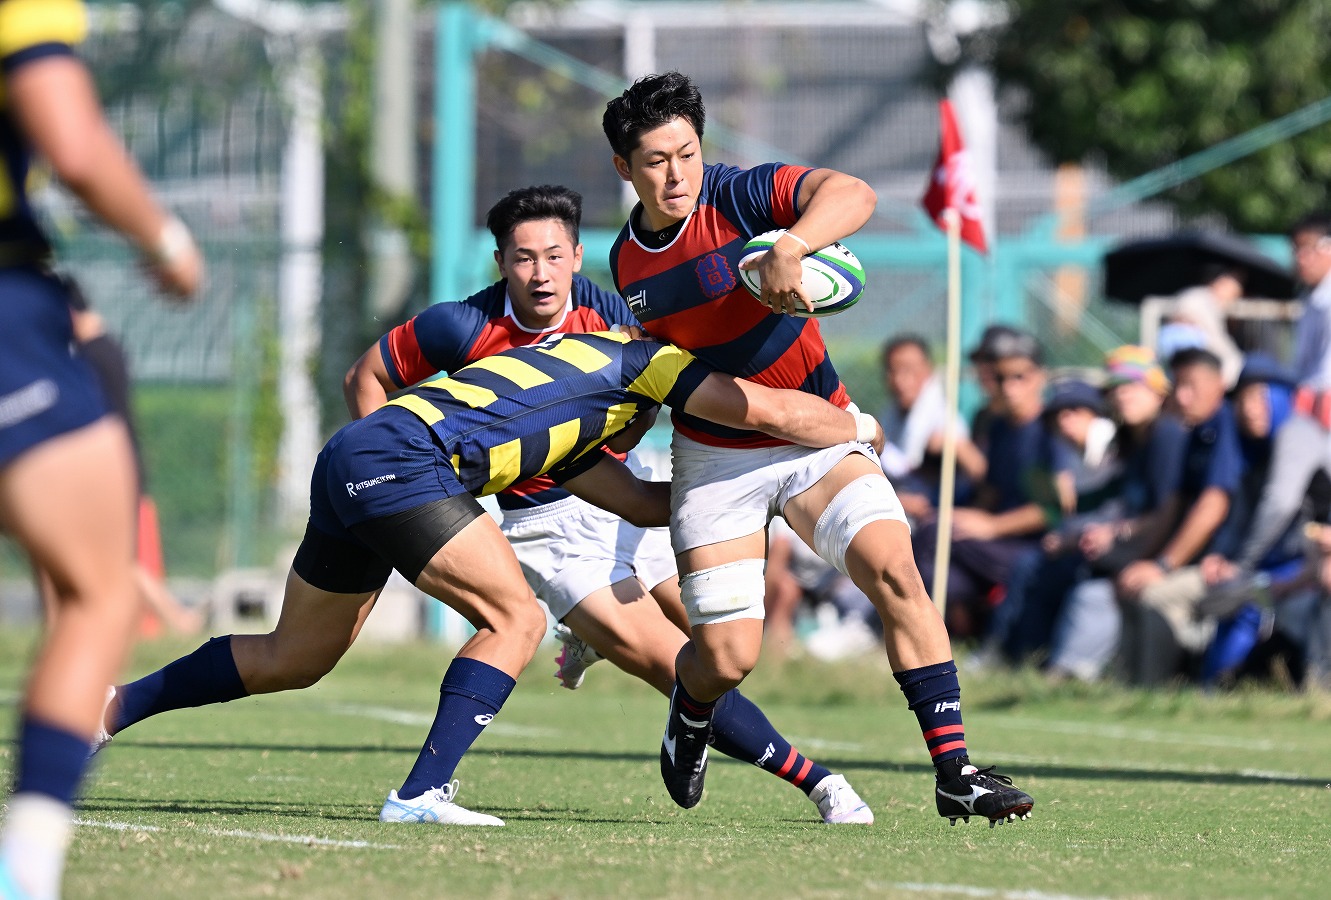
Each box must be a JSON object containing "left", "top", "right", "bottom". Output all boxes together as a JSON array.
[
  {"left": 603, "top": 72, "right": 1034, "bottom": 826},
  {"left": 98, "top": 332, "right": 881, "bottom": 826},
  {"left": 343, "top": 185, "right": 872, "bottom": 823},
  {"left": 0, "top": 3, "right": 203, "bottom": 897}
]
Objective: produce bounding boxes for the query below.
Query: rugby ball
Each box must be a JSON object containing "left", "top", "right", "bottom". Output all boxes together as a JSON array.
[{"left": 738, "top": 230, "right": 866, "bottom": 318}]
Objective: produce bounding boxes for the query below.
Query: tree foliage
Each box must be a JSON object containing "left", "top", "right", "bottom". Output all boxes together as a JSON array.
[{"left": 984, "top": 0, "right": 1331, "bottom": 231}]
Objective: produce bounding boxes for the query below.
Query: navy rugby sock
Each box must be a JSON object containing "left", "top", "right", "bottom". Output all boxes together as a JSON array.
[
  {"left": 397, "top": 657, "right": 515, "bottom": 801},
  {"left": 709, "top": 690, "right": 832, "bottom": 795},
  {"left": 13, "top": 718, "right": 90, "bottom": 806},
  {"left": 894, "top": 660, "right": 970, "bottom": 782},
  {"left": 111, "top": 636, "right": 248, "bottom": 733}
]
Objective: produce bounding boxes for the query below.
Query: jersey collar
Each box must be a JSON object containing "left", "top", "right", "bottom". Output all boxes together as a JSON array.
[{"left": 503, "top": 289, "right": 573, "bottom": 334}]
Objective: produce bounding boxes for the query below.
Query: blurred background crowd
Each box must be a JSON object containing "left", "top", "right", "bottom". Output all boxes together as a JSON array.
[{"left": 771, "top": 211, "right": 1331, "bottom": 693}]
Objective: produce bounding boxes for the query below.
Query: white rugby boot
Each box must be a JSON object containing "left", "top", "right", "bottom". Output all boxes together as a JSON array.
[
  {"left": 379, "top": 781, "right": 504, "bottom": 826},
  {"left": 808, "top": 773, "right": 874, "bottom": 824}
]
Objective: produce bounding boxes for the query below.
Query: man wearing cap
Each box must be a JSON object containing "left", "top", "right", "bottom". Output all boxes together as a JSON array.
[
  {"left": 1114, "top": 348, "right": 1244, "bottom": 685},
  {"left": 1044, "top": 346, "right": 1188, "bottom": 681},
  {"left": 1229, "top": 212, "right": 1331, "bottom": 574},
  {"left": 912, "top": 325, "right": 1066, "bottom": 638}
]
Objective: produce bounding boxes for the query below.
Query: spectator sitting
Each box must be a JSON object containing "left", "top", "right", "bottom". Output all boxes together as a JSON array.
[
  {"left": 967, "top": 324, "right": 1017, "bottom": 453},
  {"left": 1165, "top": 264, "right": 1246, "bottom": 388},
  {"left": 1042, "top": 379, "right": 1118, "bottom": 517},
  {"left": 1044, "top": 346, "right": 1188, "bottom": 681},
  {"left": 1116, "top": 347, "right": 1245, "bottom": 686},
  {"left": 877, "top": 333, "right": 984, "bottom": 522},
  {"left": 913, "top": 326, "right": 1069, "bottom": 639}
]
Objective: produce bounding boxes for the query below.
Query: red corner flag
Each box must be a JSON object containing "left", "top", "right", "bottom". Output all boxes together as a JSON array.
[{"left": 921, "top": 99, "right": 988, "bottom": 253}]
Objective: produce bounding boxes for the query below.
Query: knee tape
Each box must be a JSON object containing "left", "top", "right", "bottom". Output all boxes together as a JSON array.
[
  {"left": 679, "top": 559, "right": 767, "bottom": 627},
  {"left": 813, "top": 474, "right": 908, "bottom": 577}
]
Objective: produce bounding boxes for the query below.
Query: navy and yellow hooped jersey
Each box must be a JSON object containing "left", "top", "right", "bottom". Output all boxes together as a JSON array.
[
  {"left": 386, "top": 331, "right": 710, "bottom": 497},
  {"left": 0, "top": 0, "right": 88, "bottom": 258}
]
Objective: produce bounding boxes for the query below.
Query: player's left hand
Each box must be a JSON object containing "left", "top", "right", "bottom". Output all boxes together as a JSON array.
[{"left": 740, "top": 248, "right": 813, "bottom": 316}]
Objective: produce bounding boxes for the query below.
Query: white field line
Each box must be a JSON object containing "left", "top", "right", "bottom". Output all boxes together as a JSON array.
[
  {"left": 879, "top": 882, "right": 1108, "bottom": 900},
  {"left": 75, "top": 818, "right": 403, "bottom": 851},
  {"left": 324, "top": 702, "right": 562, "bottom": 738}
]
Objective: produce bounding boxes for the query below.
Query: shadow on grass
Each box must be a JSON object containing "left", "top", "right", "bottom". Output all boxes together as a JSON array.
[{"left": 104, "top": 740, "right": 1329, "bottom": 789}]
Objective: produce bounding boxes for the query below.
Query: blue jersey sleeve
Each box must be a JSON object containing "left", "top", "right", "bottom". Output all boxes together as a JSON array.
[
  {"left": 712, "top": 162, "right": 812, "bottom": 238},
  {"left": 379, "top": 296, "right": 491, "bottom": 387},
  {"left": 574, "top": 275, "right": 640, "bottom": 328}
]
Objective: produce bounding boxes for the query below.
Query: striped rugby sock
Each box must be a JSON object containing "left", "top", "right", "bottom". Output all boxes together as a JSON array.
[
  {"left": 709, "top": 690, "right": 832, "bottom": 795},
  {"left": 894, "top": 660, "right": 970, "bottom": 781}
]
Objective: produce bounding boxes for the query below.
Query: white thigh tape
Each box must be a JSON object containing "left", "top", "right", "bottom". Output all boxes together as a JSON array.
[
  {"left": 679, "top": 558, "right": 767, "bottom": 626},
  {"left": 813, "top": 474, "right": 908, "bottom": 576}
]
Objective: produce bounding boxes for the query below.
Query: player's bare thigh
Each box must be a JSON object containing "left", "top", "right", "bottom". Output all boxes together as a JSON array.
[
  {"left": 0, "top": 417, "right": 138, "bottom": 733},
  {"left": 412, "top": 513, "right": 547, "bottom": 677},
  {"left": 563, "top": 576, "right": 688, "bottom": 695}
]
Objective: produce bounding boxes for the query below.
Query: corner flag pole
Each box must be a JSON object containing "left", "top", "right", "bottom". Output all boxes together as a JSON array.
[{"left": 931, "top": 208, "right": 963, "bottom": 616}]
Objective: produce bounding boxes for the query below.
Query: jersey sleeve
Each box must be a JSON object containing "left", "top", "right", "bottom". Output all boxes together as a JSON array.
[
  {"left": 574, "top": 275, "right": 640, "bottom": 328},
  {"left": 0, "top": 0, "right": 86, "bottom": 71},
  {"left": 717, "top": 162, "right": 815, "bottom": 233},
  {"left": 379, "top": 301, "right": 488, "bottom": 388},
  {"left": 623, "top": 340, "right": 712, "bottom": 409}
]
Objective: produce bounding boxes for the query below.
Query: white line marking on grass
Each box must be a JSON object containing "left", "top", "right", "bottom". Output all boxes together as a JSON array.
[
  {"left": 786, "top": 737, "right": 867, "bottom": 753},
  {"left": 991, "top": 751, "right": 1312, "bottom": 783},
  {"left": 882, "top": 882, "right": 1107, "bottom": 900},
  {"left": 76, "top": 818, "right": 404, "bottom": 851},
  {"left": 993, "top": 716, "right": 1277, "bottom": 752},
  {"left": 325, "top": 702, "right": 562, "bottom": 738}
]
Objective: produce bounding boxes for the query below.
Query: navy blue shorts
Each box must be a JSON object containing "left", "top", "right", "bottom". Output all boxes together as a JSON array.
[
  {"left": 295, "top": 406, "right": 484, "bottom": 592},
  {"left": 0, "top": 267, "right": 108, "bottom": 468}
]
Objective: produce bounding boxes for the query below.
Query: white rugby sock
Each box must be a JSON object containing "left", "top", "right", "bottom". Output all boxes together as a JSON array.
[{"left": 1, "top": 793, "right": 74, "bottom": 900}]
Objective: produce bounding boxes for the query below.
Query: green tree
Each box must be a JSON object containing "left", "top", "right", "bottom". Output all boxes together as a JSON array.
[{"left": 984, "top": 0, "right": 1331, "bottom": 231}]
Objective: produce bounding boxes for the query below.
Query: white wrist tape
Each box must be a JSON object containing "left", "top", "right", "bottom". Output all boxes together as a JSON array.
[
  {"left": 149, "top": 216, "right": 194, "bottom": 265},
  {"left": 855, "top": 412, "right": 877, "bottom": 443}
]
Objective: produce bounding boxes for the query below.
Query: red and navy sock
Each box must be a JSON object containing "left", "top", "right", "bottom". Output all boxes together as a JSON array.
[
  {"left": 709, "top": 690, "right": 831, "bottom": 795},
  {"left": 111, "top": 636, "right": 248, "bottom": 733},
  {"left": 397, "top": 657, "right": 515, "bottom": 800},
  {"left": 12, "top": 717, "right": 91, "bottom": 806},
  {"left": 894, "top": 660, "right": 970, "bottom": 782},
  {"left": 671, "top": 676, "right": 717, "bottom": 723}
]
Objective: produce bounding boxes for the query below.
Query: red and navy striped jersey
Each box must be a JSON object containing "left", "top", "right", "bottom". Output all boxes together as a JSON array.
[
  {"left": 609, "top": 162, "right": 851, "bottom": 449},
  {"left": 0, "top": 0, "right": 88, "bottom": 259},
  {"left": 377, "top": 273, "right": 638, "bottom": 509},
  {"left": 386, "top": 332, "right": 709, "bottom": 498}
]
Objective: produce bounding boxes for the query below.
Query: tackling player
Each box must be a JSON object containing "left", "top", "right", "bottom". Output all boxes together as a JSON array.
[
  {"left": 343, "top": 184, "right": 873, "bottom": 824},
  {"left": 98, "top": 332, "right": 880, "bottom": 826},
  {"left": 602, "top": 72, "right": 1034, "bottom": 826}
]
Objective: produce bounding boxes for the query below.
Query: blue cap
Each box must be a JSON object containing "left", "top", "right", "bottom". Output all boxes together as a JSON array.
[
  {"left": 1044, "top": 379, "right": 1106, "bottom": 417},
  {"left": 1235, "top": 352, "right": 1295, "bottom": 391}
]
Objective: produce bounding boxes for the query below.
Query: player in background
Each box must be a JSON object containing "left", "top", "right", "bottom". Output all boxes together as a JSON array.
[
  {"left": 0, "top": 2, "right": 204, "bottom": 896},
  {"left": 97, "top": 332, "right": 875, "bottom": 826},
  {"left": 603, "top": 72, "right": 1034, "bottom": 825},
  {"left": 343, "top": 184, "right": 874, "bottom": 823}
]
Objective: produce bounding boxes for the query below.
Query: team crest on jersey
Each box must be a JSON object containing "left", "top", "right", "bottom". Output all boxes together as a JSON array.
[{"left": 695, "top": 252, "right": 737, "bottom": 300}]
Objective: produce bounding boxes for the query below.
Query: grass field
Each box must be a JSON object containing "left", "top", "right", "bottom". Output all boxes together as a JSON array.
[{"left": 2, "top": 629, "right": 1328, "bottom": 899}]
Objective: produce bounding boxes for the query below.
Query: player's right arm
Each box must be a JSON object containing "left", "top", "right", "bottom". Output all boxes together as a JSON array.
[
  {"left": 343, "top": 300, "right": 491, "bottom": 418},
  {"left": 682, "top": 372, "right": 884, "bottom": 453},
  {"left": 4, "top": 2, "right": 201, "bottom": 299},
  {"left": 343, "top": 345, "right": 399, "bottom": 419}
]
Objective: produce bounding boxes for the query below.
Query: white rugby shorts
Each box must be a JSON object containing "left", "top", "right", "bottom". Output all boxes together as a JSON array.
[
  {"left": 669, "top": 431, "right": 904, "bottom": 552},
  {"left": 501, "top": 495, "right": 676, "bottom": 621}
]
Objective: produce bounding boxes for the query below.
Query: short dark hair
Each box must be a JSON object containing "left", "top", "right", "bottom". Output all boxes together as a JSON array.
[
  {"left": 602, "top": 71, "right": 706, "bottom": 161},
  {"left": 485, "top": 185, "right": 582, "bottom": 253},
  {"left": 882, "top": 333, "right": 931, "bottom": 362},
  {"left": 1168, "top": 346, "right": 1223, "bottom": 373},
  {"left": 1289, "top": 211, "right": 1331, "bottom": 241}
]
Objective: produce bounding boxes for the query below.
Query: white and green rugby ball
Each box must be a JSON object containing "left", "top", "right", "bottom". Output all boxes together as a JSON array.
[{"left": 738, "top": 229, "right": 867, "bottom": 318}]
